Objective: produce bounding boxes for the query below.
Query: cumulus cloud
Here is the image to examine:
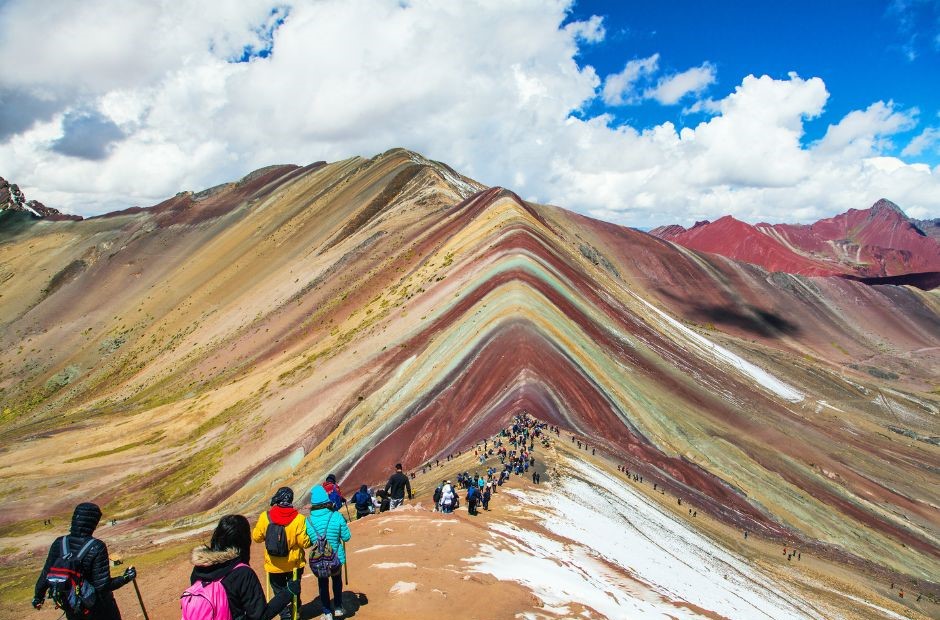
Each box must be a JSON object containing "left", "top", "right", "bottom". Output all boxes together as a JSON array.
[
  {"left": 602, "top": 54, "right": 659, "bottom": 105},
  {"left": 565, "top": 14, "right": 605, "bottom": 43},
  {"left": 0, "top": 0, "right": 938, "bottom": 228},
  {"left": 644, "top": 63, "right": 716, "bottom": 105},
  {"left": 901, "top": 126, "right": 940, "bottom": 156}
]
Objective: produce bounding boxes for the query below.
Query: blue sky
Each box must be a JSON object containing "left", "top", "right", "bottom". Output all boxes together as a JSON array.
[
  {"left": 566, "top": 1, "right": 940, "bottom": 164},
  {"left": 0, "top": 0, "right": 938, "bottom": 225}
]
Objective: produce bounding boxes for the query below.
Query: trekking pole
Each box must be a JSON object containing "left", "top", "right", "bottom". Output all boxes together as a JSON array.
[
  {"left": 291, "top": 567, "right": 298, "bottom": 620},
  {"left": 343, "top": 500, "right": 351, "bottom": 521},
  {"left": 131, "top": 576, "right": 150, "bottom": 620},
  {"left": 341, "top": 540, "right": 349, "bottom": 586}
]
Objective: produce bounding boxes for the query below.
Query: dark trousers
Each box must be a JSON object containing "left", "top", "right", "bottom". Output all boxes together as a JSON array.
[
  {"left": 318, "top": 569, "right": 344, "bottom": 613},
  {"left": 269, "top": 568, "right": 302, "bottom": 620}
]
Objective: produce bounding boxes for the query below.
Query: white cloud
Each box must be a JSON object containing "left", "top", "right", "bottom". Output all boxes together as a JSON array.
[
  {"left": 0, "top": 0, "right": 938, "bottom": 228},
  {"left": 565, "top": 14, "right": 605, "bottom": 43},
  {"left": 601, "top": 54, "right": 659, "bottom": 105},
  {"left": 815, "top": 101, "right": 918, "bottom": 158},
  {"left": 901, "top": 126, "right": 940, "bottom": 157},
  {"left": 645, "top": 63, "right": 716, "bottom": 105}
]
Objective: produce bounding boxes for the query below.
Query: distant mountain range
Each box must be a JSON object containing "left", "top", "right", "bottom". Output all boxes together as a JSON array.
[
  {"left": 0, "top": 176, "right": 81, "bottom": 221},
  {"left": 650, "top": 199, "right": 940, "bottom": 286}
]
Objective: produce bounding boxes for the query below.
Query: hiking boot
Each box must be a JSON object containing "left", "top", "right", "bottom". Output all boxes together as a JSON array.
[
  {"left": 322, "top": 613, "right": 333, "bottom": 620},
  {"left": 334, "top": 607, "right": 345, "bottom": 617}
]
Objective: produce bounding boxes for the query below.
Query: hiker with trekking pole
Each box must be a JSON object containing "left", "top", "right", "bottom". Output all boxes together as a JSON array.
[
  {"left": 251, "top": 488, "right": 310, "bottom": 620},
  {"left": 32, "top": 502, "right": 138, "bottom": 620},
  {"left": 307, "top": 486, "right": 352, "bottom": 620}
]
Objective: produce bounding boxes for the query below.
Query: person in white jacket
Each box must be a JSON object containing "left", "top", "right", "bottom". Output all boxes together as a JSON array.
[{"left": 439, "top": 481, "right": 457, "bottom": 513}]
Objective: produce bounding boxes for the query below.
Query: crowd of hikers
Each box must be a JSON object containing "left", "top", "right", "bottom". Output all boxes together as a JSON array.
[
  {"left": 30, "top": 412, "right": 554, "bottom": 620},
  {"left": 31, "top": 461, "right": 412, "bottom": 620},
  {"left": 37, "top": 411, "right": 925, "bottom": 619}
]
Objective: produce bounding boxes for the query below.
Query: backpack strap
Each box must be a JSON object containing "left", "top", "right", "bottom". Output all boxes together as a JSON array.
[
  {"left": 310, "top": 512, "right": 334, "bottom": 539},
  {"left": 75, "top": 538, "right": 99, "bottom": 562},
  {"left": 60, "top": 536, "right": 70, "bottom": 557}
]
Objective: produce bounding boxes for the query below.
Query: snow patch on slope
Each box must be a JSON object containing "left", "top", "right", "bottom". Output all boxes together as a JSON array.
[
  {"left": 637, "top": 296, "right": 804, "bottom": 402},
  {"left": 469, "top": 458, "right": 822, "bottom": 619}
]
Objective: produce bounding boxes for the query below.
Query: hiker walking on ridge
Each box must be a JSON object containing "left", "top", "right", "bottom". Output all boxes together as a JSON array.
[
  {"left": 385, "top": 463, "right": 413, "bottom": 509},
  {"left": 321, "top": 474, "right": 346, "bottom": 511},
  {"left": 440, "top": 480, "right": 457, "bottom": 513},
  {"left": 352, "top": 485, "right": 372, "bottom": 520},
  {"left": 251, "top": 487, "right": 310, "bottom": 620},
  {"left": 187, "top": 515, "right": 298, "bottom": 620},
  {"left": 307, "top": 486, "right": 351, "bottom": 620},
  {"left": 33, "top": 502, "right": 136, "bottom": 620}
]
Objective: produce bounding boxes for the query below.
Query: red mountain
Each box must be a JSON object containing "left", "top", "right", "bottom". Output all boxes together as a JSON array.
[{"left": 650, "top": 199, "right": 940, "bottom": 278}]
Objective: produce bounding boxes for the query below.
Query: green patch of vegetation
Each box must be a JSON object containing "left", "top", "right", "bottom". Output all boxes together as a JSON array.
[
  {"left": 184, "top": 396, "right": 256, "bottom": 443},
  {"left": 0, "top": 515, "right": 64, "bottom": 538},
  {"left": 64, "top": 432, "right": 164, "bottom": 463},
  {"left": 0, "top": 562, "right": 37, "bottom": 607},
  {"left": 152, "top": 442, "right": 223, "bottom": 506}
]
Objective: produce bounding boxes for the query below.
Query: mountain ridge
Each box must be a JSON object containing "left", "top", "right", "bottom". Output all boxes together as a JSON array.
[{"left": 651, "top": 198, "right": 940, "bottom": 281}]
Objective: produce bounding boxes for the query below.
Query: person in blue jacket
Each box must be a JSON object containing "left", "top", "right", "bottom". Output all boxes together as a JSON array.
[{"left": 306, "top": 486, "right": 351, "bottom": 620}]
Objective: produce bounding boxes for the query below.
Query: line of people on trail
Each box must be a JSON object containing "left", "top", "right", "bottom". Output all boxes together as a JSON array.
[
  {"left": 431, "top": 412, "right": 553, "bottom": 515},
  {"left": 32, "top": 463, "right": 414, "bottom": 620}
]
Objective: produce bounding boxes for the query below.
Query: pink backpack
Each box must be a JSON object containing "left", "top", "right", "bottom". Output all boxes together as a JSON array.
[{"left": 180, "top": 563, "right": 248, "bottom": 620}]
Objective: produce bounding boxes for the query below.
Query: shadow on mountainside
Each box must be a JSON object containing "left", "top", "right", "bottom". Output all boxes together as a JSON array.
[{"left": 654, "top": 288, "right": 800, "bottom": 338}]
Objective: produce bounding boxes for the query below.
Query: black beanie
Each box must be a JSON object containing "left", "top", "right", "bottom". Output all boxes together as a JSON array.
[
  {"left": 271, "top": 487, "right": 294, "bottom": 507},
  {"left": 70, "top": 502, "right": 102, "bottom": 537}
]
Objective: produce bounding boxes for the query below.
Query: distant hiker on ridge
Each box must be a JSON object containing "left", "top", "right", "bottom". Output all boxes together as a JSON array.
[
  {"left": 33, "top": 502, "right": 137, "bottom": 620},
  {"left": 251, "top": 487, "right": 310, "bottom": 620},
  {"left": 385, "top": 463, "right": 413, "bottom": 509},
  {"left": 186, "top": 515, "right": 298, "bottom": 620}
]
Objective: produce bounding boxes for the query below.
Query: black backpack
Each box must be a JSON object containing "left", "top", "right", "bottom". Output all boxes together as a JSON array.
[
  {"left": 264, "top": 512, "right": 290, "bottom": 557},
  {"left": 46, "top": 536, "right": 99, "bottom": 613}
]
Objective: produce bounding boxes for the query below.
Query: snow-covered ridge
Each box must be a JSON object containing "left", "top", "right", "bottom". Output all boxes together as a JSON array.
[{"left": 469, "top": 458, "right": 823, "bottom": 619}]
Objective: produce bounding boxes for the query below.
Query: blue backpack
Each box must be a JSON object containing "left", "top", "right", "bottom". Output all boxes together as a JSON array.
[
  {"left": 353, "top": 490, "right": 372, "bottom": 513},
  {"left": 323, "top": 482, "right": 343, "bottom": 511}
]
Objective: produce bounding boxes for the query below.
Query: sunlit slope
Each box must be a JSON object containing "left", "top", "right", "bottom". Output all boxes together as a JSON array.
[{"left": 0, "top": 149, "right": 937, "bottom": 590}]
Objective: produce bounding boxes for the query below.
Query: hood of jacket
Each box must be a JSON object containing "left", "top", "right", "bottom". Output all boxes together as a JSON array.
[
  {"left": 268, "top": 505, "right": 298, "bottom": 526},
  {"left": 70, "top": 502, "right": 101, "bottom": 537},
  {"left": 191, "top": 546, "right": 241, "bottom": 581}
]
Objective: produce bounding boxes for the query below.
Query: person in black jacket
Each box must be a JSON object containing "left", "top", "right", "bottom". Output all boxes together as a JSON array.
[
  {"left": 190, "top": 515, "right": 298, "bottom": 620},
  {"left": 384, "top": 463, "right": 413, "bottom": 510},
  {"left": 33, "top": 502, "right": 136, "bottom": 619}
]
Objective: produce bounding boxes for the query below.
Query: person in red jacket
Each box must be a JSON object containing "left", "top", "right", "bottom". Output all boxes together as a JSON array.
[
  {"left": 321, "top": 474, "right": 345, "bottom": 510},
  {"left": 251, "top": 488, "right": 309, "bottom": 620}
]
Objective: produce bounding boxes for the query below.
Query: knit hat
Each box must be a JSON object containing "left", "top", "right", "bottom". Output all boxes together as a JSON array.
[
  {"left": 310, "top": 485, "right": 330, "bottom": 508},
  {"left": 325, "top": 473, "right": 337, "bottom": 484},
  {"left": 70, "top": 502, "right": 102, "bottom": 537},
  {"left": 270, "top": 487, "right": 294, "bottom": 507}
]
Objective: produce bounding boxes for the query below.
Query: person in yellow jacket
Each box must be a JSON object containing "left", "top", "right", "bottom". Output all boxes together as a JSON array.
[{"left": 252, "top": 487, "right": 310, "bottom": 620}]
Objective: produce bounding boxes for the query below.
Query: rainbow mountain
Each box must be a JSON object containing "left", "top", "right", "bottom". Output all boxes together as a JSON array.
[{"left": 1, "top": 149, "right": 938, "bottom": 617}]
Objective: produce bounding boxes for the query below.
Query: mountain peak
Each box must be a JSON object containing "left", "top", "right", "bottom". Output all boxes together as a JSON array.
[
  {"left": 870, "top": 198, "right": 905, "bottom": 217},
  {"left": 0, "top": 176, "right": 81, "bottom": 221}
]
